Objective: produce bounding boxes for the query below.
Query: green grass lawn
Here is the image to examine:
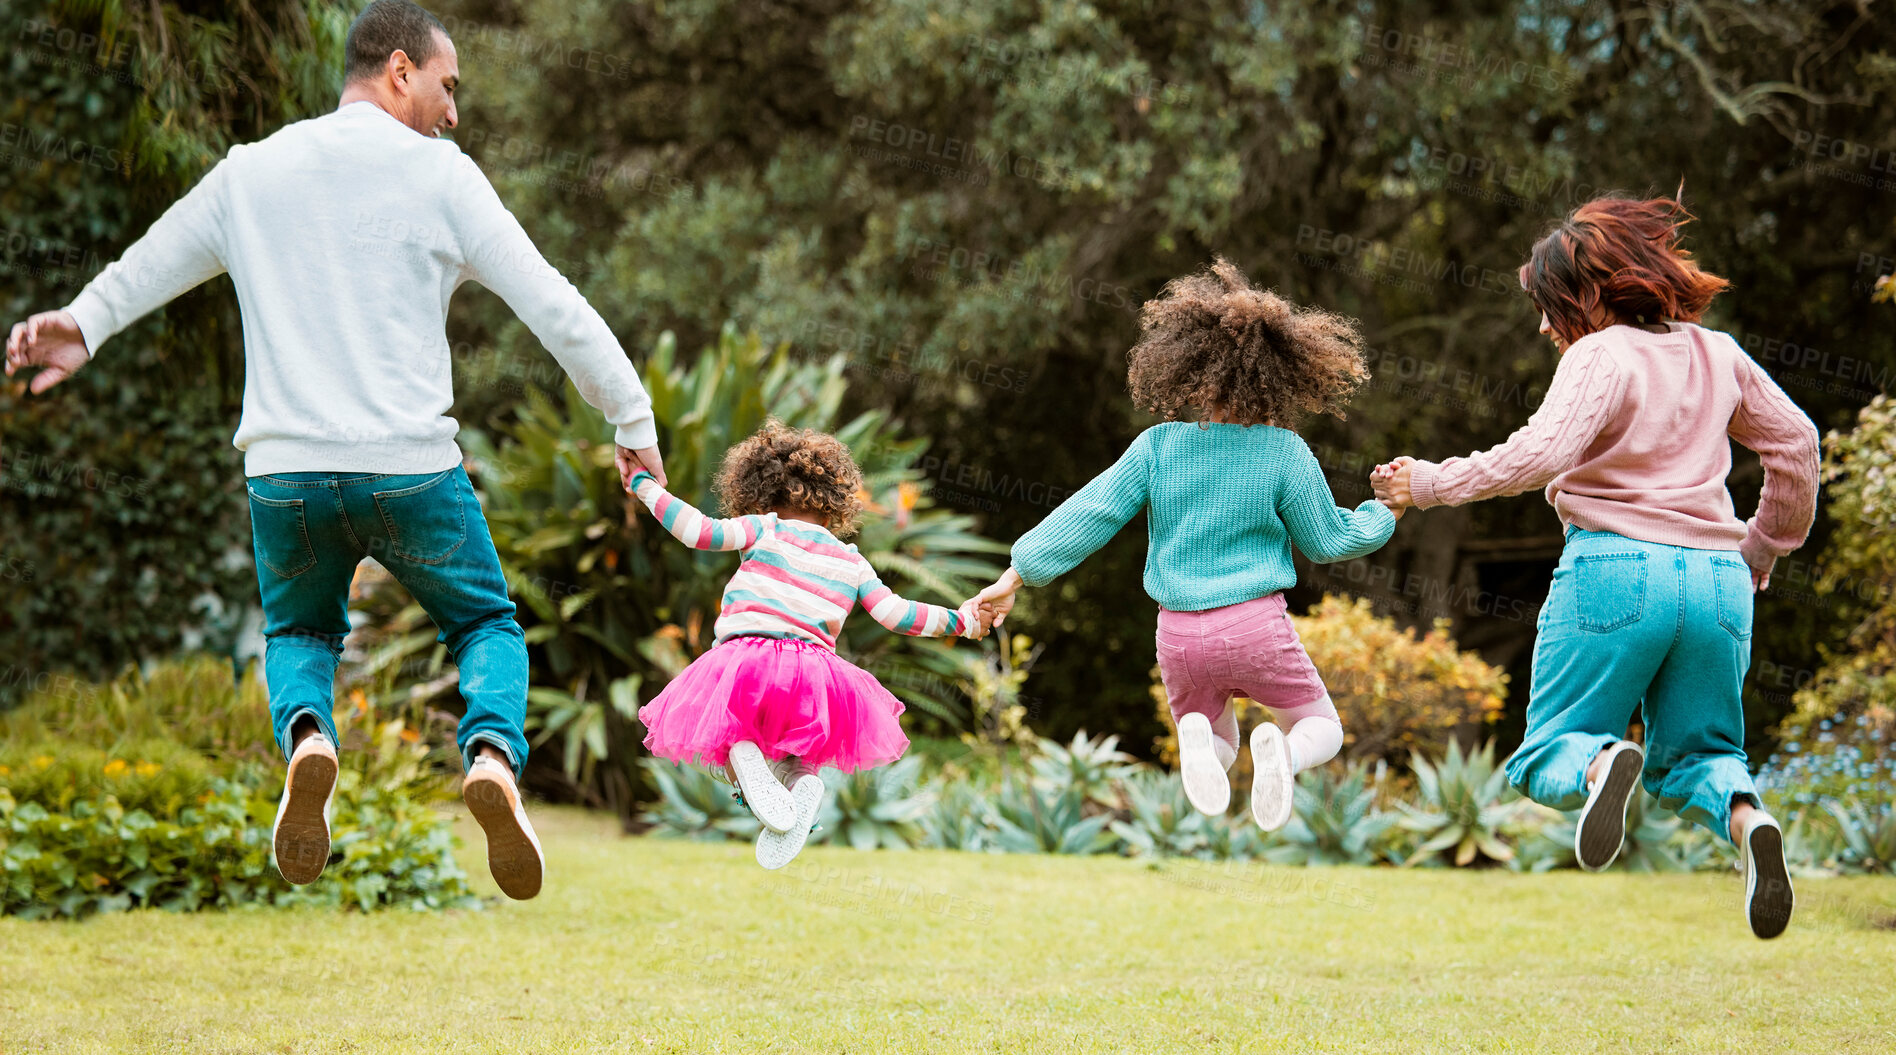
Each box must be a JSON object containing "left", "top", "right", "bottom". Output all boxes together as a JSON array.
[{"left": 3, "top": 806, "right": 1893, "bottom": 1054}]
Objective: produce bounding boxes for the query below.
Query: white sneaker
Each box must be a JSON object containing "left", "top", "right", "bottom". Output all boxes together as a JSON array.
[
  {"left": 1738, "top": 811, "right": 1793, "bottom": 940},
  {"left": 755, "top": 772, "right": 825, "bottom": 871},
  {"left": 463, "top": 755, "right": 545, "bottom": 900},
  {"left": 1176, "top": 712, "right": 1232, "bottom": 816},
  {"left": 1249, "top": 722, "right": 1294, "bottom": 832},
  {"left": 729, "top": 741, "right": 797, "bottom": 833},
  {"left": 1575, "top": 740, "right": 1643, "bottom": 872},
  {"left": 273, "top": 732, "right": 338, "bottom": 885}
]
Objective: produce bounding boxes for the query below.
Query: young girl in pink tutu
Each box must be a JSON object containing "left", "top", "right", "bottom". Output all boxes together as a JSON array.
[{"left": 626, "top": 421, "right": 984, "bottom": 868}]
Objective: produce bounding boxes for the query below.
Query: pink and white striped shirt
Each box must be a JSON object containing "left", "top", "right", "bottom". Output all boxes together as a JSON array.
[{"left": 630, "top": 471, "right": 973, "bottom": 649}]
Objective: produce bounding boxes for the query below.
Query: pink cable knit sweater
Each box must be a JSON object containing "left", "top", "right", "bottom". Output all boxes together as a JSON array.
[{"left": 1408, "top": 322, "right": 1821, "bottom": 575}]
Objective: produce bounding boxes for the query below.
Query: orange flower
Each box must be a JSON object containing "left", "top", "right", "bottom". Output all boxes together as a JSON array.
[{"left": 399, "top": 726, "right": 420, "bottom": 744}]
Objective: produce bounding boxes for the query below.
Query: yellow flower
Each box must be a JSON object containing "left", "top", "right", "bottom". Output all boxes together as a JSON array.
[
  {"left": 0, "top": 764, "right": 10, "bottom": 777},
  {"left": 103, "top": 759, "right": 129, "bottom": 777},
  {"left": 32, "top": 755, "right": 54, "bottom": 769},
  {"left": 134, "top": 761, "right": 162, "bottom": 778}
]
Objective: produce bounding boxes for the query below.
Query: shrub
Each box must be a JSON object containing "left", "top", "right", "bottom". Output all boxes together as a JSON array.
[
  {"left": 0, "top": 740, "right": 215, "bottom": 819},
  {"left": 985, "top": 779, "right": 1118, "bottom": 855},
  {"left": 1294, "top": 597, "right": 1509, "bottom": 766},
  {"left": 0, "top": 775, "right": 478, "bottom": 920},
  {"left": 1029, "top": 731, "right": 1138, "bottom": 809}
]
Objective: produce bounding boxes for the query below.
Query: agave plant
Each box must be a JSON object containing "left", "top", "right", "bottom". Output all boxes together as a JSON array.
[
  {"left": 1397, "top": 740, "right": 1527, "bottom": 868},
  {"left": 920, "top": 781, "right": 994, "bottom": 852},
  {"left": 1109, "top": 769, "right": 1217, "bottom": 859},
  {"left": 1822, "top": 796, "right": 1896, "bottom": 874},
  {"left": 636, "top": 759, "right": 761, "bottom": 841},
  {"left": 1031, "top": 731, "right": 1139, "bottom": 807},
  {"left": 813, "top": 756, "right": 932, "bottom": 850},
  {"left": 986, "top": 777, "right": 1118, "bottom": 855},
  {"left": 1260, "top": 762, "right": 1396, "bottom": 867}
]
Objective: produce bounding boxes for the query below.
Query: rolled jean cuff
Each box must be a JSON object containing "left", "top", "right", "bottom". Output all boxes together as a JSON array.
[
  {"left": 279, "top": 705, "right": 338, "bottom": 762},
  {"left": 464, "top": 733, "right": 521, "bottom": 778}
]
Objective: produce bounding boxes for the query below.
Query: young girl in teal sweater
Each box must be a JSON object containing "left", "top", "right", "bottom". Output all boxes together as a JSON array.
[{"left": 975, "top": 259, "right": 1399, "bottom": 829}]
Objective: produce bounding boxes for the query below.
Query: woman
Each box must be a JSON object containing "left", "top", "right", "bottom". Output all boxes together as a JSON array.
[{"left": 1372, "top": 196, "right": 1819, "bottom": 940}]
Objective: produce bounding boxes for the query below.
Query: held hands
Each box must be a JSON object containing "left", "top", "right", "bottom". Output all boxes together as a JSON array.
[
  {"left": 1370, "top": 456, "right": 1417, "bottom": 518},
  {"left": 617, "top": 444, "right": 668, "bottom": 492},
  {"left": 958, "top": 567, "right": 1024, "bottom": 641},
  {"left": 5, "top": 310, "right": 89, "bottom": 394}
]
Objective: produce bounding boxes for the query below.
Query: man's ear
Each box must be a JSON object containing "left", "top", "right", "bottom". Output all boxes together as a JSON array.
[{"left": 387, "top": 49, "right": 412, "bottom": 92}]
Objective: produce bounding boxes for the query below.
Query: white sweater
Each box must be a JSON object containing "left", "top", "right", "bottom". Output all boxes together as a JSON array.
[{"left": 64, "top": 101, "right": 655, "bottom": 476}]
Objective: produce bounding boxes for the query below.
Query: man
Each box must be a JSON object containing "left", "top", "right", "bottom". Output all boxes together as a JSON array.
[{"left": 4, "top": 0, "right": 664, "bottom": 900}]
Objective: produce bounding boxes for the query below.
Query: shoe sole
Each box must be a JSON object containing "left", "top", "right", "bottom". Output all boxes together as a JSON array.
[
  {"left": 1575, "top": 744, "right": 1642, "bottom": 872},
  {"left": 756, "top": 775, "right": 824, "bottom": 871},
  {"left": 1177, "top": 713, "right": 1231, "bottom": 816},
  {"left": 1249, "top": 723, "right": 1294, "bottom": 832},
  {"left": 1746, "top": 823, "right": 1794, "bottom": 940},
  {"left": 730, "top": 742, "right": 797, "bottom": 833},
  {"left": 464, "top": 774, "right": 544, "bottom": 901},
  {"left": 273, "top": 748, "right": 337, "bottom": 886}
]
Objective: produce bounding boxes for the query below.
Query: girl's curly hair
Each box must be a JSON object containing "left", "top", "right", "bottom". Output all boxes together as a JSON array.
[
  {"left": 715, "top": 420, "right": 865, "bottom": 537},
  {"left": 1128, "top": 258, "right": 1370, "bottom": 427}
]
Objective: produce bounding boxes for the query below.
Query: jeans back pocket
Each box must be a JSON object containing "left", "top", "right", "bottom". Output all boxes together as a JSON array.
[
  {"left": 1710, "top": 556, "right": 1754, "bottom": 641},
  {"left": 247, "top": 489, "right": 317, "bottom": 579},
  {"left": 372, "top": 469, "right": 469, "bottom": 565},
  {"left": 1571, "top": 552, "right": 1647, "bottom": 633}
]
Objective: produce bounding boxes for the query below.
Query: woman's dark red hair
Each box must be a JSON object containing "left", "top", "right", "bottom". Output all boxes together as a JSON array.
[{"left": 1519, "top": 196, "right": 1730, "bottom": 346}]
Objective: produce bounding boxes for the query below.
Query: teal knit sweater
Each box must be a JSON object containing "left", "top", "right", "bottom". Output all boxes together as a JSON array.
[{"left": 1011, "top": 422, "right": 1397, "bottom": 612}]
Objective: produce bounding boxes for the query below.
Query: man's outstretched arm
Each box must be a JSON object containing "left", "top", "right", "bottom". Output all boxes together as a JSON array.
[
  {"left": 451, "top": 154, "right": 665, "bottom": 484},
  {"left": 7, "top": 161, "right": 232, "bottom": 391}
]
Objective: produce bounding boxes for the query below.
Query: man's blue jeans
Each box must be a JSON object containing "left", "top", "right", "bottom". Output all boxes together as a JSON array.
[
  {"left": 1507, "top": 527, "right": 1761, "bottom": 842},
  {"left": 247, "top": 466, "right": 528, "bottom": 775}
]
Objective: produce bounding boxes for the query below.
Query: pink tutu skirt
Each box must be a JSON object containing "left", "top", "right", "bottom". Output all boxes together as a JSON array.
[{"left": 638, "top": 635, "right": 909, "bottom": 773}]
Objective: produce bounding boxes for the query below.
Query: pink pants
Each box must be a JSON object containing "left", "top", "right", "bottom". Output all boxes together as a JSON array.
[{"left": 1156, "top": 592, "right": 1338, "bottom": 757}]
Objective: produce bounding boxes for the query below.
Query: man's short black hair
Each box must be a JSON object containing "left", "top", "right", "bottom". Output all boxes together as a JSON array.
[{"left": 344, "top": 0, "right": 449, "bottom": 82}]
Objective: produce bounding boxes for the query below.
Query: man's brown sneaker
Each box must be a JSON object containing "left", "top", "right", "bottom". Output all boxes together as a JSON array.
[
  {"left": 463, "top": 755, "right": 545, "bottom": 900},
  {"left": 273, "top": 732, "right": 338, "bottom": 885}
]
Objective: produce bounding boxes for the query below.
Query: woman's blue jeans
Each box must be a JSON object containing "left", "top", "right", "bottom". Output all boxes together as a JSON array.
[
  {"left": 1506, "top": 527, "right": 1761, "bottom": 842},
  {"left": 247, "top": 466, "right": 528, "bottom": 776}
]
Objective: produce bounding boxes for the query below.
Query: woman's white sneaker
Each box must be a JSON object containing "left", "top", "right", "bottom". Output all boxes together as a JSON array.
[
  {"left": 1176, "top": 712, "right": 1232, "bottom": 816},
  {"left": 1249, "top": 722, "right": 1295, "bottom": 832},
  {"left": 272, "top": 732, "right": 338, "bottom": 885},
  {"left": 755, "top": 772, "right": 825, "bottom": 871},
  {"left": 729, "top": 740, "right": 797, "bottom": 833},
  {"left": 1575, "top": 740, "right": 1643, "bottom": 871},
  {"left": 1738, "top": 811, "right": 1794, "bottom": 940}
]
